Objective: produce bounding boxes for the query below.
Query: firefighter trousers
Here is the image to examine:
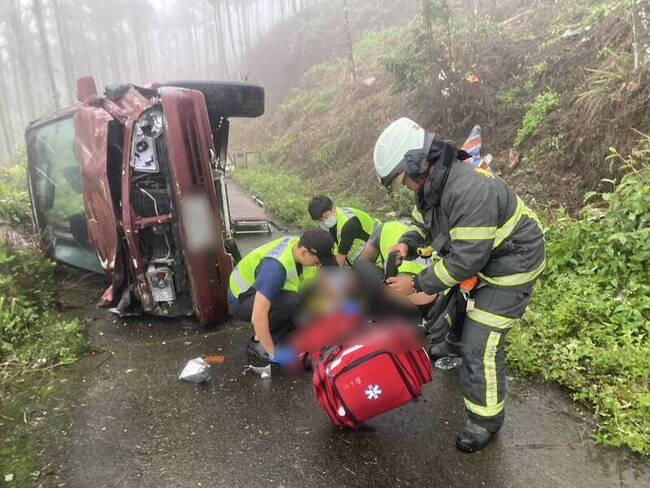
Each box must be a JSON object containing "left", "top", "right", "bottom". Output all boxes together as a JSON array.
[{"left": 459, "top": 283, "right": 534, "bottom": 433}]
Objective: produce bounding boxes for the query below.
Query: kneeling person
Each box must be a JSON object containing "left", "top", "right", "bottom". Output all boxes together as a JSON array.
[
  {"left": 228, "top": 229, "right": 337, "bottom": 364},
  {"left": 357, "top": 220, "right": 436, "bottom": 316},
  {"left": 308, "top": 195, "right": 378, "bottom": 266}
]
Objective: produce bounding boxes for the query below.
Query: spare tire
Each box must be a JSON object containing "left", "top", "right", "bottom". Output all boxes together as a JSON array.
[{"left": 156, "top": 80, "right": 264, "bottom": 118}]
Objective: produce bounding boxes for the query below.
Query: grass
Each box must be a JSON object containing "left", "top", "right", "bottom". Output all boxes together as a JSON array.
[
  {"left": 577, "top": 49, "right": 633, "bottom": 119},
  {"left": 508, "top": 140, "right": 650, "bottom": 455},
  {"left": 514, "top": 89, "right": 560, "bottom": 147},
  {"left": 233, "top": 165, "right": 315, "bottom": 229},
  {"left": 0, "top": 154, "right": 88, "bottom": 380},
  {"left": 1, "top": 154, "right": 90, "bottom": 485},
  {"left": 0, "top": 153, "right": 32, "bottom": 229}
]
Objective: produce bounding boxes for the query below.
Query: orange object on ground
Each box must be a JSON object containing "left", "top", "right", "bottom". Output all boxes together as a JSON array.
[{"left": 203, "top": 355, "right": 226, "bottom": 365}]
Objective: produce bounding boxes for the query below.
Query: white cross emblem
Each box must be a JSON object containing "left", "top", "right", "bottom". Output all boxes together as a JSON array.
[{"left": 365, "top": 384, "right": 382, "bottom": 400}]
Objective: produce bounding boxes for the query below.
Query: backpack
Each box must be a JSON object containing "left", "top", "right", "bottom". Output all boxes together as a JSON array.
[{"left": 313, "top": 344, "right": 432, "bottom": 428}]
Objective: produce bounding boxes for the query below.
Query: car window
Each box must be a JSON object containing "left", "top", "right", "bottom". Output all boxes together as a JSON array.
[
  {"left": 28, "top": 115, "right": 84, "bottom": 234},
  {"left": 27, "top": 115, "right": 102, "bottom": 273}
]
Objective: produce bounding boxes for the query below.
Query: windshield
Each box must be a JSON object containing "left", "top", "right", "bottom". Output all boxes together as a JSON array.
[{"left": 27, "top": 115, "right": 102, "bottom": 273}]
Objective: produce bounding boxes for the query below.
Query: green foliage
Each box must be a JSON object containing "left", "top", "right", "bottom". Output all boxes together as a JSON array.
[
  {"left": 0, "top": 154, "right": 32, "bottom": 229},
  {"left": 233, "top": 165, "right": 315, "bottom": 229},
  {"left": 496, "top": 88, "right": 518, "bottom": 107},
  {"left": 381, "top": 41, "right": 428, "bottom": 94},
  {"left": 496, "top": 78, "right": 537, "bottom": 108},
  {"left": 310, "top": 138, "right": 339, "bottom": 170},
  {"left": 233, "top": 165, "right": 381, "bottom": 230},
  {"left": 529, "top": 61, "right": 548, "bottom": 77},
  {"left": 0, "top": 239, "right": 86, "bottom": 369},
  {"left": 514, "top": 90, "right": 560, "bottom": 147},
  {"left": 508, "top": 140, "right": 650, "bottom": 454},
  {"left": 353, "top": 26, "right": 403, "bottom": 63},
  {"left": 582, "top": 0, "right": 629, "bottom": 27},
  {"left": 0, "top": 155, "right": 86, "bottom": 373},
  {"left": 578, "top": 49, "right": 633, "bottom": 117},
  {"left": 381, "top": 1, "right": 459, "bottom": 97},
  {"left": 264, "top": 132, "right": 297, "bottom": 165},
  {"left": 282, "top": 88, "right": 335, "bottom": 116}
]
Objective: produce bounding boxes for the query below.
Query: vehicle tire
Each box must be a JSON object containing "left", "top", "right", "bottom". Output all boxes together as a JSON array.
[{"left": 156, "top": 80, "right": 264, "bottom": 118}]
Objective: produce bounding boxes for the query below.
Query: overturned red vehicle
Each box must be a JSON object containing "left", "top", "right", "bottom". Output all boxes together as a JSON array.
[{"left": 25, "top": 77, "right": 263, "bottom": 325}]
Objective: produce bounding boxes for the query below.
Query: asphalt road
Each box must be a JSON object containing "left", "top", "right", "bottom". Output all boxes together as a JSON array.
[{"left": 47, "top": 231, "right": 650, "bottom": 488}]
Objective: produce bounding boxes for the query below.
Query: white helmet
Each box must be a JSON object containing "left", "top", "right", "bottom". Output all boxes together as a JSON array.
[{"left": 373, "top": 117, "right": 425, "bottom": 189}]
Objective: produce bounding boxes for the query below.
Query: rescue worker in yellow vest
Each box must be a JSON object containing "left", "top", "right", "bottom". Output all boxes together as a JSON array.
[
  {"left": 358, "top": 220, "right": 437, "bottom": 311},
  {"left": 228, "top": 229, "right": 337, "bottom": 364},
  {"left": 308, "top": 195, "right": 378, "bottom": 266},
  {"left": 373, "top": 118, "right": 545, "bottom": 452}
]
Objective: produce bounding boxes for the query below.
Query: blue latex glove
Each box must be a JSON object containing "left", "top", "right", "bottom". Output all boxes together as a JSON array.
[{"left": 270, "top": 345, "right": 298, "bottom": 367}]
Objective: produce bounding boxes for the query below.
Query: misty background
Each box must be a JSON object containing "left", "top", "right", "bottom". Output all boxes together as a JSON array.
[{"left": 0, "top": 0, "right": 318, "bottom": 160}]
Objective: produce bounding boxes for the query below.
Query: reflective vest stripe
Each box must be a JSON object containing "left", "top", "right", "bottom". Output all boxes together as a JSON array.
[
  {"left": 466, "top": 307, "right": 515, "bottom": 330},
  {"left": 478, "top": 258, "right": 546, "bottom": 287},
  {"left": 335, "top": 206, "right": 377, "bottom": 262},
  {"left": 228, "top": 236, "right": 301, "bottom": 299},
  {"left": 484, "top": 331, "right": 501, "bottom": 409},
  {"left": 229, "top": 268, "right": 249, "bottom": 296},
  {"left": 433, "top": 260, "right": 459, "bottom": 287},
  {"left": 449, "top": 226, "right": 497, "bottom": 241}
]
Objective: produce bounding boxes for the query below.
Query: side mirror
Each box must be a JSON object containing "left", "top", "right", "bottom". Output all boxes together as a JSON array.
[{"left": 76, "top": 76, "right": 98, "bottom": 103}]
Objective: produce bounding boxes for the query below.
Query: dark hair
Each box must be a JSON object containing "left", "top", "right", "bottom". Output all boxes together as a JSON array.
[{"left": 308, "top": 195, "right": 333, "bottom": 220}]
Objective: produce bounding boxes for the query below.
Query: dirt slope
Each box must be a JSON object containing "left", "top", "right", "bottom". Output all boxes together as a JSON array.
[{"left": 231, "top": 0, "right": 650, "bottom": 211}]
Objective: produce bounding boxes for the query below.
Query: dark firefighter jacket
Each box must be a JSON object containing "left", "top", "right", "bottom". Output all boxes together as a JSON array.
[{"left": 401, "top": 149, "right": 546, "bottom": 294}]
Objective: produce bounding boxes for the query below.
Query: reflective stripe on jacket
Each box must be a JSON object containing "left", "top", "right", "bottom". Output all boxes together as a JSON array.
[{"left": 229, "top": 236, "right": 302, "bottom": 299}]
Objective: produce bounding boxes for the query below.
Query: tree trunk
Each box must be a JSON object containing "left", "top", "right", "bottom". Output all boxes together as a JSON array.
[
  {"left": 7, "top": 0, "right": 37, "bottom": 118},
  {"left": 51, "top": 0, "right": 74, "bottom": 104},
  {"left": 421, "top": 0, "right": 436, "bottom": 79},
  {"left": 213, "top": 2, "right": 231, "bottom": 78},
  {"left": 224, "top": 0, "right": 239, "bottom": 61},
  {"left": 33, "top": 0, "right": 61, "bottom": 110},
  {"left": 342, "top": 0, "right": 356, "bottom": 83},
  {"left": 0, "top": 57, "right": 15, "bottom": 159},
  {"left": 632, "top": 0, "right": 650, "bottom": 71}
]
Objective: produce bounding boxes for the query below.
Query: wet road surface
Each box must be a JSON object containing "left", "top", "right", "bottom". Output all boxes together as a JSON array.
[{"left": 49, "top": 231, "right": 650, "bottom": 488}]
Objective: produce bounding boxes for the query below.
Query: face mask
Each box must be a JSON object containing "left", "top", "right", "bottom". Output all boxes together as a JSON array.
[{"left": 319, "top": 215, "right": 337, "bottom": 230}]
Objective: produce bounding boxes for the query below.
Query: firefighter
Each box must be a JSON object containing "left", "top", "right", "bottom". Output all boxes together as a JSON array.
[
  {"left": 308, "top": 195, "right": 379, "bottom": 266},
  {"left": 373, "top": 117, "right": 545, "bottom": 452},
  {"left": 228, "top": 229, "right": 337, "bottom": 364}
]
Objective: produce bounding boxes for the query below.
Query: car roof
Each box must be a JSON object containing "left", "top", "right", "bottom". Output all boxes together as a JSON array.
[{"left": 25, "top": 105, "right": 80, "bottom": 133}]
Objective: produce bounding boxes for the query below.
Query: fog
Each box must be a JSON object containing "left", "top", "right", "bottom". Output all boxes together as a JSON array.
[{"left": 0, "top": 0, "right": 317, "bottom": 159}]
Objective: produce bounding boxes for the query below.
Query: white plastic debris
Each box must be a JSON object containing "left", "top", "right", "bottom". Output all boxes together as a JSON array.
[
  {"left": 434, "top": 356, "right": 463, "bottom": 370},
  {"left": 179, "top": 358, "right": 211, "bottom": 383},
  {"left": 243, "top": 364, "right": 272, "bottom": 379}
]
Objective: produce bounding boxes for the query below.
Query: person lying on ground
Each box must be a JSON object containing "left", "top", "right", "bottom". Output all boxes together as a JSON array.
[
  {"left": 228, "top": 229, "right": 337, "bottom": 365},
  {"left": 308, "top": 195, "right": 379, "bottom": 266}
]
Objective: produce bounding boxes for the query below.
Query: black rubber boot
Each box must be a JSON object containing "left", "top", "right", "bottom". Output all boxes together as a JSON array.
[{"left": 455, "top": 420, "right": 495, "bottom": 453}]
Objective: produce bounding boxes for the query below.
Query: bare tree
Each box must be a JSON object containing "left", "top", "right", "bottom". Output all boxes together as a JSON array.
[
  {"left": 51, "top": 0, "right": 74, "bottom": 103},
  {"left": 342, "top": 0, "right": 356, "bottom": 83},
  {"left": 0, "top": 49, "right": 15, "bottom": 158},
  {"left": 4, "top": 0, "right": 37, "bottom": 119},
  {"left": 632, "top": 0, "right": 650, "bottom": 71},
  {"left": 33, "top": 0, "right": 61, "bottom": 109}
]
